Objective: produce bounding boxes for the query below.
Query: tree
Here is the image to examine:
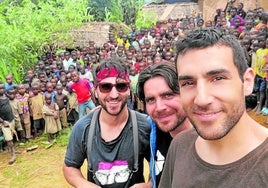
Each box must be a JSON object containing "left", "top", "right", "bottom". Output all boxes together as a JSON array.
[
  {"left": 87, "top": 0, "right": 144, "bottom": 25},
  {"left": 0, "top": 0, "right": 92, "bottom": 82}
]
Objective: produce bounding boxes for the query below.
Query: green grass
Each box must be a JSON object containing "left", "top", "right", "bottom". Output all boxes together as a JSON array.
[
  {"left": 0, "top": 128, "right": 72, "bottom": 187},
  {"left": 56, "top": 127, "right": 72, "bottom": 147}
]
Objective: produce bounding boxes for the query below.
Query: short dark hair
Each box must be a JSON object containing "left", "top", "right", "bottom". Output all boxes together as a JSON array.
[
  {"left": 137, "top": 63, "right": 179, "bottom": 103},
  {"left": 174, "top": 28, "right": 248, "bottom": 81}
]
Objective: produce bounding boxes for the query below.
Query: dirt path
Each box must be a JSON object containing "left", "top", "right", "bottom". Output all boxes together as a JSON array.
[
  {"left": 0, "top": 111, "right": 267, "bottom": 187},
  {"left": 0, "top": 141, "right": 77, "bottom": 188}
]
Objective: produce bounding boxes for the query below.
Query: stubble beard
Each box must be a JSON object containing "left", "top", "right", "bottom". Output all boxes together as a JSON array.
[
  {"left": 169, "top": 115, "right": 187, "bottom": 133},
  {"left": 190, "top": 102, "right": 245, "bottom": 141},
  {"left": 100, "top": 97, "right": 128, "bottom": 116}
]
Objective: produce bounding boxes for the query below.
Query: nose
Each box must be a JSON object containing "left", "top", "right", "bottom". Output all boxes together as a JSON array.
[
  {"left": 194, "top": 82, "right": 212, "bottom": 107},
  {"left": 109, "top": 86, "right": 119, "bottom": 98},
  {"left": 155, "top": 98, "right": 166, "bottom": 112}
]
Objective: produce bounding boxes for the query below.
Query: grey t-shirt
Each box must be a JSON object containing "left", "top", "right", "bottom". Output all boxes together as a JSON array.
[
  {"left": 159, "top": 129, "right": 268, "bottom": 188},
  {"left": 64, "top": 109, "right": 150, "bottom": 188}
]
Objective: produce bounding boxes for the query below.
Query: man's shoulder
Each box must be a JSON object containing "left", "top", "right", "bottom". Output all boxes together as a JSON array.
[
  {"left": 131, "top": 110, "right": 150, "bottom": 132},
  {"left": 177, "top": 128, "right": 196, "bottom": 136},
  {"left": 75, "top": 110, "right": 96, "bottom": 127},
  {"left": 71, "top": 111, "right": 96, "bottom": 137},
  {"left": 156, "top": 127, "right": 173, "bottom": 140},
  {"left": 133, "top": 110, "right": 148, "bottom": 118},
  {"left": 132, "top": 110, "right": 150, "bottom": 124},
  {"left": 173, "top": 128, "right": 197, "bottom": 144}
]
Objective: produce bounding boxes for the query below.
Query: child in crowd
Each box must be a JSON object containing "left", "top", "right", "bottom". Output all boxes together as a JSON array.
[
  {"left": 40, "top": 82, "right": 47, "bottom": 93},
  {"left": 0, "top": 129, "right": 4, "bottom": 152},
  {"left": 66, "top": 88, "right": 78, "bottom": 125},
  {"left": 4, "top": 74, "right": 17, "bottom": 92},
  {"left": 68, "top": 71, "right": 95, "bottom": 119},
  {"left": 50, "top": 78, "right": 58, "bottom": 90},
  {"left": 16, "top": 84, "right": 32, "bottom": 140},
  {"left": 43, "top": 93, "right": 62, "bottom": 143},
  {"left": 55, "top": 84, "right": 69, "bottom": 128},
  {"left": 29, "top": 83, "right": 45, "bottom": 138},
  {"left": 261, "top": 39, "right": 268, "bottom": 117},
  {"left": 253, "top": 36, "right": 268, "bottom": 114},
  {"left": 7, "top": 88, "right": 24, "bottom": 142},
  {"left": 44, "top": 82, "right": 56, "bottom": 102},
  {"left": 59, "top": 77, "right": 69, "bottom": 95},
  {"left": 0, "top": 82, "right": 16, "bottom": 164}
]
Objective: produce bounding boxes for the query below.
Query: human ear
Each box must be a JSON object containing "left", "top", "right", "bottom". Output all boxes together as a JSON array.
[
  {"left": 243, "top": 68, "right": 255, "bottom": 96},
  {"left": 94, "top": 89, "right": 98, "bottom": 99}
]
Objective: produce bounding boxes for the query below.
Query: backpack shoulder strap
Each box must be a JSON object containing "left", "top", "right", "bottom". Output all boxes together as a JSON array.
[
  {"left": 130, "top": 109, "right": 139, "bottom": 172},
  {"left": 87, "top": 109, "right": 139, "bottom": 172},
  {"left": 87, "top": 108, "right": 100, "bottom": 171}
]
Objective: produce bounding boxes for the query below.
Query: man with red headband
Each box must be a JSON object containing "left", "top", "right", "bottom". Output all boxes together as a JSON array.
[{"left": 63, "top": 58, "right": 151, "bottom": 188}]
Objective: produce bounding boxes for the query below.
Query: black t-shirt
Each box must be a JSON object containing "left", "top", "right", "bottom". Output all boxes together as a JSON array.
[
  {"left": 0, "top": 97, "right": 14, "bottom": 122},
  {"left": 65, "top": 109, "right": 150, "bottom": 188},
  {"left": 155, "top": 128, "right": 173, "bottom": 186}
]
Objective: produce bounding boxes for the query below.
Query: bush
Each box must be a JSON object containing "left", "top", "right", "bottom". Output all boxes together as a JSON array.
[{"left": 0, "top": 0, "right": 92, "bottom": 83}]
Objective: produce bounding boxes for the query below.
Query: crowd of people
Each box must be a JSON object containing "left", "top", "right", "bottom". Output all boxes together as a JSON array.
[{"left": 0, "top": 1, "right": 267, "bottom": 187}]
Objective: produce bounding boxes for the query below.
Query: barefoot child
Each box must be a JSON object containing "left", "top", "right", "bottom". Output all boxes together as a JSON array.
[
  {"left": 7, "top": 88, "right": 24, "bottom": 142},
  {"left": 42, "top": 93, "right": 62, "bottom": 143},
  {"left": 66, "top": 88, "right": 78, "bottom": 125},
  {"left": 0, "top": 82, "right": 16, "bottom": 164},
  {"left": 55, "top": 84, "right": 69, "bottom": 128},
  {"left": 29, "top": 83, "right": 45, "bottom": 138},
  {"left": 16, "top": 84, "right": 32, "bottom": 140}
]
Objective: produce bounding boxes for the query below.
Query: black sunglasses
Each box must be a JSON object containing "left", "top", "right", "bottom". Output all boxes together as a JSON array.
[{"left": 98, "top": 82, "right": 129, "bottom": 93}]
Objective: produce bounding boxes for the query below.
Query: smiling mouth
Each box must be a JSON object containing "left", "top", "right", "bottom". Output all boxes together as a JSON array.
[
  {"left": 107, "top": 99, "right": 121, "bottom": 104},
  {"left": 157, "top": 113, "right": 173, "bottom": 120},
  {"left": 108, "top": 100, "right": 119, "bottom": 103},
  {"left": 194, "top": 111, "right": 221, "bottom": 121}
]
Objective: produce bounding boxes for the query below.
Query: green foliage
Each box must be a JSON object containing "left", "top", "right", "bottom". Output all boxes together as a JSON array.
[
  {"left": 0, "top": 0, "right": 92, "bottom": 83},
  {"left": 0, "top": 0, "right": 149, "bottom": 83},
  {"left": 122, "top": 0, "right": 144, "bottom": 25},
  {"left": 88, "top": 0, "right": 144, "bottom": 25},
  {"left": 135, "top": 8, "right": 157, "bottom": 29},
  {"left": 88, "top": 0, "right": 123, "bottom": 22}
]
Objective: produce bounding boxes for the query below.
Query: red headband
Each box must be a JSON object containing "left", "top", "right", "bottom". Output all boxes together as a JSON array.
[{"left": 96, "top": 67, "right": 130, "bottom": 82}]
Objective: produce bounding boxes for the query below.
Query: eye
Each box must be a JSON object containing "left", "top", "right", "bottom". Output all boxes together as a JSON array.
[
  {"left": 180, "top": 80, "right": 194, "bottom": 87},
  {"left": 145, "top": 97, "right": 155, "bottom": 104},
  {"left": 213, "top": 75, "right": 226, "bottom": 82},
  {"left": 164, "top": 93, "right": 174, "bottom": 99}
]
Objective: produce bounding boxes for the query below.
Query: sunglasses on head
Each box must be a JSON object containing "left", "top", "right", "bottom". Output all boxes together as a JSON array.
[{"left": 98, "top": 82, "right": 129, "bottom": 93}]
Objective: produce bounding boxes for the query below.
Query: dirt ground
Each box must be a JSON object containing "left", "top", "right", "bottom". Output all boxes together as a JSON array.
[
  {"left": 0, "top": 111, "right": 267, "bottom": 188},
  {"left": 0, "top": 134, "right": 77, "bottom": 188}
]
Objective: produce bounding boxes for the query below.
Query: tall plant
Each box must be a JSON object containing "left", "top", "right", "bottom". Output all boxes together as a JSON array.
[
  {"left": 0, "top": 0, "right": 92, "bottom": 83},
  {"left": 135, "top": 7, "right": 157, "bottom": 29},
  {"left": 87, "top": 0, "right": 144, "bottom": 25}
]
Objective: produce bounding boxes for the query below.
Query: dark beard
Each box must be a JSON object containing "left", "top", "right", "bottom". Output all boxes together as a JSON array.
[
  {"left": 190, "top": 105, "right": 244, "bottom": 141},
  {"left": 169, "top": 115, "right": 187, "bottom": 132},
  {"left": 100, "top": 98, "right": 128, "bottom": 116}
]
